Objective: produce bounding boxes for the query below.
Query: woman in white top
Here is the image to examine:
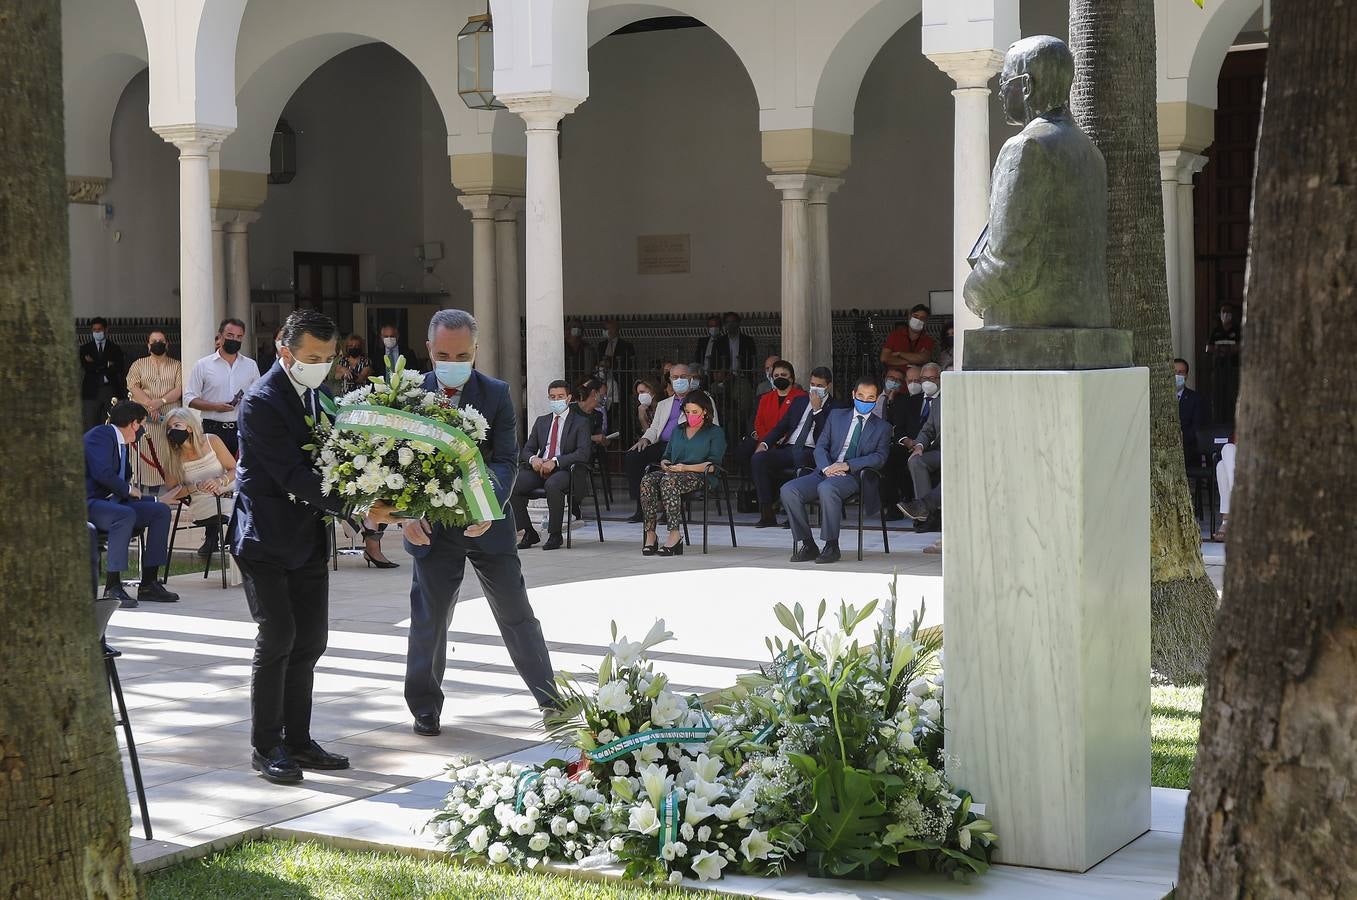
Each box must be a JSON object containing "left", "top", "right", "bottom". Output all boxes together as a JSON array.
[{"left": 160, "top": 408, "right": 236, "bottom": 558}]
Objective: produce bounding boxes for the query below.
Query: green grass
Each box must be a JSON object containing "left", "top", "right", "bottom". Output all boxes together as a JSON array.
[
  {"left": 1151, "top": 684, "right": 1204, "bottom": 790},
  {"left": 145, "top": 840, "right": 744, "bottom": 900}
]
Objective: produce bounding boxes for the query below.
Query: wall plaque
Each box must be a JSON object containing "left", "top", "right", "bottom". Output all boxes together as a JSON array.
[{"left": 637, "top": 234, "right": 691, "bottom": 275}]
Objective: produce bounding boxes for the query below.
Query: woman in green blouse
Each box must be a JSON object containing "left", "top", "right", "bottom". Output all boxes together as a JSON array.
[{"left": 640, "top": 391, "right": 726, "bottom": 556}]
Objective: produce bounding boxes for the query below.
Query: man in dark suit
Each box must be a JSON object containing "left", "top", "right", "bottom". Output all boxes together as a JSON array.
[
  {"left": 511, "top": 379, "right": 593, "bottom": 551},
  {"left": 375, "top": 324, "right": 418, "bottom": 377},
  {"left": 780, "top": 376, "right": 892, "bottom": 564},
  {"left": 80, "top": 317, "right": 126, "bottom": 429},
  {"left": 1175, "top": 358, "right": 1204, "bottom": 463},
  {"left": 230, "top": 308, "right": 394, "bottom": 784},
  {"left": 750, "top": 366, "right": 842, "bottom": 527},
  {"left": 877, "top": 365, "right": 926, "bottom": 516},
  {"left": 402, "top": 309, "right": 557, "bottom": 739},
  {"left": 596, "top": 319, "right": 635, "bottom": 369},
  {"left": 84, "top": 401, "right": 179, "bottom": 607},
  {"left": 694, "top": 315, "right": 723, "bottom": 373}
]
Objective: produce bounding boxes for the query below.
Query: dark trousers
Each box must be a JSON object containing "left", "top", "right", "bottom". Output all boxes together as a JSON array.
[
  {"left": 624, "top": 443, "right": 666, "bottom": 512},
  {"left": 236, "top": 529, "right": 330, "bottom": 752},
  {"left": 86, "top": 497, "right": 171, "bottom": 572},
  {"left": 881, "top": 445, "right": 913, "bottom": 509},
  {"left": 511, "top": 468, "right": 572, "bottom": 535},
  {"left": 781, "top": 471, "right": 860, "bottom": 545},
  {"left": 750, "top": 445, "right": 813, "bottom": 507},
  {"left": 404, "top": 511, "right": 557, "bottom": 717},
  {"left": 82, "top": 385, "right": 116, "bottom": 430},
  {"left": 203, "top": 420, "right": 239, "bottom": 457},
  {"left": 733, "top": 436, "right": 760, "bottom": 477}
]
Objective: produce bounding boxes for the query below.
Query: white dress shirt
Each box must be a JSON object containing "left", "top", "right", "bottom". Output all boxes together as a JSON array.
[
  {"left": 184, "top": 351, "right": 260, "bottom": 422},
  {"left": 538, "top": 410, "right": 569, "bottom": 461},
  {"left": 786, "top": 401, "right": 818, "bottom": 448}
]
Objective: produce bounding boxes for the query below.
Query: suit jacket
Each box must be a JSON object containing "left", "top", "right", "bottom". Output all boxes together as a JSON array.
[
  {"left": 79, "top": 339, "right": 126, "bottom": 398},
  {"left": 1178, "top": 388, "right": 1203, "bottom": 460},
  {"left": 228, "top": 363, "right": 348, "bottom": 567},
  {"left": 812, "top": 408, "right": 892, "bottom": 515},
  {"left": 375, "top": 346, "right": 418, "bottom": 378},
  {"left": 914, "top": 395, "right": 943, "bottom": 451},
  {"left": 595, "top": 337, "right": 635, "bottom": 366},
  {"left": 764, "top": 395, "right": 844, "bottom": 448},
  {"left": 84, "top": 424, "right": 134, "bottom": 502},
  {"left": 420, "top": 369, "right": 518, "bottom": 508},
  {"left": 887, "top": 393, "right": 925, "bottom": 441},
  {"left": 640, "top": 392, "right": 720, "bottom": 446},
  {"left": 520, "top": 409, "right": 592, "bottom": 472}
]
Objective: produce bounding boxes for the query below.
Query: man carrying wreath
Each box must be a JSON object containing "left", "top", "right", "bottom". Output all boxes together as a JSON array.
[{"left": 401, "top": 309, "right": 558, "bottom": 737}]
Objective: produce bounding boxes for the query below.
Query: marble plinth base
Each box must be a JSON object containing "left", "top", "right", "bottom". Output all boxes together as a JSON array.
[
  {"left": 963, "top": 326, "right": 1133, "bottom": 370},
  {"left": 942, "top": 368, "right": 1150, "bottom": 872}
]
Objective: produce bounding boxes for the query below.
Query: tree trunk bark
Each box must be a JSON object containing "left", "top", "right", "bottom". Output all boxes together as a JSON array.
[
  {"left": 1178, "top": 4, "right": 1357, "bottom": 895},
  {"left": 0, "top": 3, "right": 139, "bottom": 897},
  {"left": 1069, "top": 0, "right": 1218, "bottom": 684}
]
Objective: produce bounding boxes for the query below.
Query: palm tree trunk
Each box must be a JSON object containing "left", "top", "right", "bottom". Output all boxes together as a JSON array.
[
  {"left": 0, "top": 2, "right": 139, "bottom": 896},
  {"left": 1178, "top": 3, "right": 1357, "bottom": 893},
  {"left": 1069, "top": 0, "right": 1218, "bottom": 683}
]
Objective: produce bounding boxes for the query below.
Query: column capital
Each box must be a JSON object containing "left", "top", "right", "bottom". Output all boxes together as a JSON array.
[
  {"left": 220, "top": 210, "right": 261, "bottom": 232},
  {"left": 1159, "top": 149, "right": 1209, "bottom": 185},
  {"left": 925, "top": 49, "right": 1006, "bottom": 90},
  {"left": 761, "top": 128, "right": 851, "bottom": 178},
  {"left": 767, "top": 173, "right": 841, "bottom": 201},
  {"left": 457, "top": 193, "right": 513, "bottom": 218},
  {"left": 494, "top": 196, "right": 526, "bottom": 221},
  {"left": 808, "top": 177, "right": 844, "bottom": 205},
  {"left": 66, "top": 175, "right": 109, "bottom": 204},
  {"left": 500, "top": 94, "right": 581, "bottom": 129},
  {"left": 152, "top": 124, "right": 234, "bottom": 154}
]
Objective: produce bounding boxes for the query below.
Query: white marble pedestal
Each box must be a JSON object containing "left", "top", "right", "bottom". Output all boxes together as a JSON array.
[{"left": 941, "top": 368, "right": 1151, "bottom": 872}]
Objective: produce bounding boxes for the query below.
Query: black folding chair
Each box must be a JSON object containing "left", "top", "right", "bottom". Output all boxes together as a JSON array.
[
  {"left": 589, "top": 443, "right": 614, "bottom": 511},
  {"left": 644, "top": 463, "right": 737, "bottom": 554},
  {"left": 165, "top": 495, "right": 230, "bottom": 587},
  {"left": 790, "top": 466, "right": 891, "bottom": 561},
  {"left": 523, "top": 462, "right": 605, "bottom": 548},
  {"left": 94, "top": 598, "right": 152, "bottom": 840}
]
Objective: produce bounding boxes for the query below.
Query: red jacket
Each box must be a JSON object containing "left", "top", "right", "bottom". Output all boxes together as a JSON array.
[{"left": 754, "top": 386, "right": 807, "bottom": 440}]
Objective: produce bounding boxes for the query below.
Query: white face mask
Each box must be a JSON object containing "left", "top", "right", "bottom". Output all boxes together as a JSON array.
[
  {"left": 570, "top": 327, "right": 581, "bottom": 337},
  {"left": 93, "top": 331, "right": 106, "bottom": 343},
  {"left": 907, "top": 381, "right": 924, "bottom": 396},
  {"left": 908, "top": 317, "right": 926, "bottom": 332},
  {"left": 382, "top": 336, "right": 398, "bottom": 350},
  {"left": 287, "top": 356, "right": 330, "bottom": 389},
  {"left": 921, "top": 380, "right": 940, "bottom": 397},
  {"left": 637, "top": 392, "right": 653, "bottom": 407}
]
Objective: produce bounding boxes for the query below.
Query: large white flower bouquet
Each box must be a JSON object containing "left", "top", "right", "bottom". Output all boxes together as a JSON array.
[{"left": 311, "top": 357, "right": 500, "bottom": 528}]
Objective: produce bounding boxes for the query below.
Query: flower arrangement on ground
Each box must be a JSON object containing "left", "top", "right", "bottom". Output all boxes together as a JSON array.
[
  {"left": 309, "top": 356, "right": 499, "bottom": 528},
  {"left": 426, "top": 582, "right": 995, "bottom": 887}
]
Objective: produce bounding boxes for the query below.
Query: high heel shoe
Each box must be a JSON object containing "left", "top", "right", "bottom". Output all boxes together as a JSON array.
[
  {"left": 641, "top": 542, "right": 659, "bottom": 556},
  {"left": 364, "top": 552, "right": 399, "bottom": 569},
  {"left": 657, "top": 539, "right": 684, "bottom": 557}
]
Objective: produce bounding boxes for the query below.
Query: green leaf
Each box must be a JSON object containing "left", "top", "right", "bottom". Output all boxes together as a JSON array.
[
  {"left": 773, "top": 603, "right": 800, "bottom": 636},
  {"left": 802, "top": 762, "right": 888, "bottom": 863}
]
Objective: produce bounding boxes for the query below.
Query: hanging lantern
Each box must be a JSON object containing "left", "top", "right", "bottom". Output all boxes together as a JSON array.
[
  {"left": 457, "top": 12, "right": 505, "bottom": 110},
  {"left": 268, "top": 119, "right": 297, "bottom": 184}
]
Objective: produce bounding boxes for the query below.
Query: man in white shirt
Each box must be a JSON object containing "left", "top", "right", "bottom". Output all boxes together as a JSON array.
[
  {"left": 510, "top": 380, "right": 593, "bottom": 550},
  {"left": 184, "top": 317, "right": 260, "bottom": 457}
]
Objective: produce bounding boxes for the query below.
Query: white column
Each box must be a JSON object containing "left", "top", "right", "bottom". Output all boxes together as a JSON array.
[
  {"left": 211, "top": 215, "right": 227, "bottom": 327},
  {"left": 926, "top": 51, "right": 1005, "bottom": 369},
  {"left": 767, "top": 174, "right": 814, "bottom": 377},
  {"left": 225, "top": 212, "right": 260, "bottom": 350},
  {"left": 502, "top": 97, "right": 579, "bottom": 425},
  {"left": 1159, "top": 150, "right": 1207, "bottom": 367},
  {"left": 154, "top": 126, "right": 232, "bottom": 369},
  {"left": 458, "top": 194, "right": 510, "bottom": 379},
  {"left": 807, "top": 178, "right": 843, "bottom": 372},
  {"left": 496, "top": 198, "right": 525, "bottom": 437},
  {"left": 1159, "top": 155, "right": 1183, "bottom": 356}
]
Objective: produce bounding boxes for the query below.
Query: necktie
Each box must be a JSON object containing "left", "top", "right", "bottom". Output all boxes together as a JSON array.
[
  {"left": 443, "top": 387, "right": 460, "bottom": 398},
  {"left": 304, "top": 388, "right": 319, "bottom": 421},
  {"left": 547, "top": 415, "right": 560, "bottom": 459},
  {"left": 119, "top": 443, "right": 128, "bottom": 482},
  {"left": 921, "top": 397, "right": 932, "bottom": 423},
  {"left": 844, "top": 415, "right": 863, "bottom": 461},
  {"left": 792, "top": 406, "right": 814, "bottom": 448}
]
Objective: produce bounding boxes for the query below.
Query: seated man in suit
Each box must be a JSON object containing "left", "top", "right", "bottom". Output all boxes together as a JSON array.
[
  {"left": 780, "top": 376, "right": 892, "bottom": 564},
  {"left": 511, "top": 379, "right": 593, "bottom": 551},
  {"left": 877, "top": 365, "right": 926, "bottom": 518},
  {"left": 750, "top": 366, "right": 839, "bottom": 527},
  {"left": 1175, "top": 358, "right": 1203, "bottom": 464},
  {"left": 84, "top": 400, "right": 179, "bottom": 608},
  {"left": 902, "top": 378, "right": 944, "bottom": 533}
]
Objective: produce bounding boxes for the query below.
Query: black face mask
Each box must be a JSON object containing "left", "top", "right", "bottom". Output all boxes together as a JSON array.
[
  {"left": 222, "top": 339, "right": 242, "bottom": 355},
  {"left": 942, "top": 335, "right": 954, "bottom": 350},
  {"left": 149, "top": 341, "right": 167, "bottom": 356},
  {"left": 724, "top": 323, "right": 739, "bottom": 335},
  {"left": 134, "top": 425, "right": 146, "bottom": 442},
  {"left": 347, "top": 348, "right": 362, "bottom": 358},
  {"left": 167, "top": 429, "right": 191, "bottom": 447},
  {"left": 772, "top": 377, "right": 792, "bottom": 391}
]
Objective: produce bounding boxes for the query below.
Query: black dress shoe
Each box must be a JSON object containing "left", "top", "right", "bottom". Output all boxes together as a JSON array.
[
  {"left": 542, "top": 533, "right": 564, "bottom": 551},
  {"left": 286, "top": 739, "right": 350, "bottom": 770},
  {"left": 105, "top": 583, "right": 137, "bottom": 609},
  {"left": 252, "top": 746, "right": 303, "bottom": 784},
  {"left": 754, "top": 516, "right": 779, "bottom": 528},
  {"left": 790, "top": 541, "right": 820, "bottom": 563},
  {"left": 898, "top": 500, "right": 930, "bottom": 521},
  {"left": 413, "top": 714, "right": 441, "bottom": 736},
  {"left": 815, "top": 542, "right": 841, "bottom": 565},
  {"left": 138, "top": 581, "right": 179, "bottom": 603},
  {"left": 518, "top": 528, "right": 541, "bottom": 550}
]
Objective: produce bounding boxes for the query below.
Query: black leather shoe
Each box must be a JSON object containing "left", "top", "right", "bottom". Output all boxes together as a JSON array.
[
  {"left": 790, "top": 541, "right": 819, "bottom": 563},
  {"left": 898, "top": 500, "right": 930, "bottom": 521},
  {"left": 252, "top": 746, "right": 303, "bottom": 784},
  {"left": 105, "top": 583, "right": 137, "bottom": 609},
  {"left": 754, "top": 516, "right": 779, "bottom": 528},
  {"left": 815, "top": 542, "right": 841, "bottom": 565},
  {"left": 518, "top": 528, "right": 541, "bottom": 550},
  {"left": 542, "top": 533, "right": 564, "bottom": 551},
  {"left": 413, "top": 714, "right": 441, "bottom": 736},
  {"left": 138, "top": 581, "right": 179, "bottom": 603},
  {"left": 286, "top": 739, "right": 350, "bottom": 770}
]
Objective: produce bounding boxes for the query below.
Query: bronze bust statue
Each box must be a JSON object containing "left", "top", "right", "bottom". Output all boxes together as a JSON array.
[{"left": 962, "top": 35, "right": 1131, "bottom": 370}]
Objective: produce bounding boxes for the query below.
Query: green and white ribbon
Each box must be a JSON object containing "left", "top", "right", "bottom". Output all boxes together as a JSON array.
[
  {"left": 334, "top": 403, "right": 503, "bottom": 522},
  {"left": 752, "top": 722, "right": 777, "bottom": 745},
  {"left": 658, "top": 790, "right": 681, "bottom": 856},
  {"left": 586, "top": 725, "right": 712, "bottom": 764},
  {"left": 514, "top": 769, "right": 542, "bottom": 813}
]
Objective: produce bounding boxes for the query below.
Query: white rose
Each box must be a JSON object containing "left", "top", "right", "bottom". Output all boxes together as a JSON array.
[
  {"left": 649, "top": 691, "right": 688, "bottom": 728},
  {"left": 513, "top": 816, "right": 535, "bottom": 836},
  {"left": 697, "top": 825, "right": 711, "bottom": 843},
  {"left": 467, "top": 824, "right": 489, "bottom": 853},
  {"left": 613, "top": 760, "right": 630, "bottom": 777},
  {"left": 740, "top": 830, "right": 774, "bottom": 862},
  {"left": 566, "top": 821, "right": 578, "bottom": 835},
  {"left": 528, "top": 833, "right": 550, "bottom": 852},
  {"left": 385, "top": 472, "right": 406, "bottom": 490},
  {"left": 608, "top": 836, "right": 626, "bottom": 853},
  {"left": 596, "top": 729, "right": 616, "bottom": 744},
  {"left": 690, "top": 849, "right": 727, "bottom": 882},
  {"left": 353, "top": 454, "right": 368, "bottom": 471},
  {"left": 573, "top": 804, "right": 590, "bottom": 824},
  {"left": 680, "top": 822, "right": 695, "bottom": 841},
  {"left": 595, "top": 681, "right": 634, "bottom": 715},
  {"left": 550, "top": 816, "right": 569, "bottom": 837},
  {"left": 668, "top": 870, "right": 684, "bottom": 885},
  {"left": 398, "top": 446, "right": 415, "bottom": 466},
  {"left": 487, "top": 842, "right": 510, "bottom": 864},
  {"left": 920, "top": 698, "right": 942, "bottom": 720}
]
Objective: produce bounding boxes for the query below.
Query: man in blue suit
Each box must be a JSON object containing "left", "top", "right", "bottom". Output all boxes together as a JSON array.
[
  {"left": 85, "top": 400, "right": 179, "bottom": 607},
  {"left": 779, "top": 375, "right": 892, "bottom": 564},
  {"left": 401, "top": 309, "right": 557, "bottom": 738},
  {"left": 230, "top": 309, "right": 399, "bottom": 784},
  {"left": 750, "top": 366, "right": 843, "bottom": 527}
]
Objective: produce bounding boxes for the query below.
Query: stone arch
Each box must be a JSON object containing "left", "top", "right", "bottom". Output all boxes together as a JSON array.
[
  {"left": 810, "top": 0, "right": 923, "bottom": 135},
  {"left": 65, "top": 53, "right": 150, "bottom": 178},
  {"left": 1186, "top": 0, "right": 1263, "bottom": 107}
]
